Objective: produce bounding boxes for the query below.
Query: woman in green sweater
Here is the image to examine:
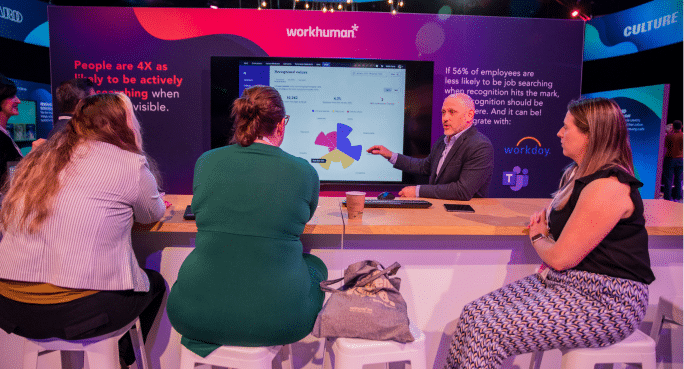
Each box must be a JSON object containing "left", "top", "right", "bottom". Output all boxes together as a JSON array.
[{"left": 167, "top": 85, "right": 328, "bottom": 357}]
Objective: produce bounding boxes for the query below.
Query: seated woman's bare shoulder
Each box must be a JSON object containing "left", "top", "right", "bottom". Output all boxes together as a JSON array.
[{"left": 580, "top": 176, "right": 634, "bottom": 219}]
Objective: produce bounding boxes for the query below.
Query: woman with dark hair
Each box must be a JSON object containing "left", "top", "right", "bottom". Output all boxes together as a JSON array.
[
  {"left": 167, "top": 85, "right": 328, "bottom": 356},
  {"left": 0, "top": 74, "right": 23, "bottom": 183},
  {"left": 446, "top": 98, "right": 655, "bottom": 369},
  {"left": 0, "top": 93, "right": 167, "bottom": 367}
]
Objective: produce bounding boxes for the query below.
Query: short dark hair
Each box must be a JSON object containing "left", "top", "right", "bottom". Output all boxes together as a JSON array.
[
  {"left": 0, "top": 74, "right": 18, "bottom": 105},
  {"left": 56, "top": 78, "right": 95, "bottom": 114}
]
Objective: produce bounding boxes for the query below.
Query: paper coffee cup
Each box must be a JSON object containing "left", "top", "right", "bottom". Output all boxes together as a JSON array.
[{"left": 345, "top": 191, "right": 366, "bottom": 220}]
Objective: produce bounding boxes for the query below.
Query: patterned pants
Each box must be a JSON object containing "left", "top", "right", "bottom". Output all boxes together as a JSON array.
[{"left": 446, "top": 268, "right": 649, "bottom": 369}]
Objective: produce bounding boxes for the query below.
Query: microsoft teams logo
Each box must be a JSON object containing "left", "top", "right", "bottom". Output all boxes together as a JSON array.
[
  {"left": 502, "top": 166, "right": 529, "bottom": 191},
  {"left": 286, "top": 24, "right": 358, "bottom": 38}
]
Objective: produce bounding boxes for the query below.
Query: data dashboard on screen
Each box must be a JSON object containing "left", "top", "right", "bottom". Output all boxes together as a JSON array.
[
  {"left": 6, "top": 100, "right": 37, "bottom": 143},
  {"left": 211, "top": 57, "right": 434, "bottom": 184}
]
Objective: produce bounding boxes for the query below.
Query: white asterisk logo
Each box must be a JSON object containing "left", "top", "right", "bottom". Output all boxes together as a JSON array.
[{"left": 352, "top": 24, "right": 359, "bottom": 31}]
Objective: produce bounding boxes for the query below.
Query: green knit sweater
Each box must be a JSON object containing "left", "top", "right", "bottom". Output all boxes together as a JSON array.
[{"left": 167, "top": 143, "right": 328, "bottom": 356}]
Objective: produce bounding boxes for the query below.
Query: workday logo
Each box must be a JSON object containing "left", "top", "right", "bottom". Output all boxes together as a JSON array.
[
  {"left": 286, "top": 24, "right": 358, "bottom": 38},
  {"left": 504, "top": 136, "right": 550, "bottom": 157},
  {"left": 502, "top": 166, "right": 529, "bottom": 191}
]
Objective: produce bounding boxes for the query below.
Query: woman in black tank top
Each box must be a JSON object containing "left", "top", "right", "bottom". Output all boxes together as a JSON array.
[{"left": 446, "top": 98, "right": 654, "bottom": 369}]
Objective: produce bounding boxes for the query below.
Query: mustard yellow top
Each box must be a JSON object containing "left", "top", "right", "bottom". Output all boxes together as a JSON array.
[{"left": 0, "top": 278, "right": 98, "bottom": 304}]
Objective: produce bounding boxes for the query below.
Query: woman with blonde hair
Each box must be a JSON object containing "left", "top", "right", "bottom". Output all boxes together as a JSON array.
[
  {"left": 0, "top": 93, "right": 167, "bottom": 367},
  {"left": 167, "top": 85, "right": 327, "bottom": 357},
  {"left": 446, "top": 98, "right": 654, "bottom": 369}
]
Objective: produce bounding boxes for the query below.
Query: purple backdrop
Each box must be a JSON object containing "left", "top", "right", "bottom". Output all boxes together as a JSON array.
[{"left": 48, "top": 7, "right": 584, "bottom": 196}]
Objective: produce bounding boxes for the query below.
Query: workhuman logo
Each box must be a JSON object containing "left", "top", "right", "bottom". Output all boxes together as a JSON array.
[
  {"left": 286, "top": 24, "right": 358, "bottom": 38},
  {"left": 503, "top": 136, "right": 550, "bottom": 157}
]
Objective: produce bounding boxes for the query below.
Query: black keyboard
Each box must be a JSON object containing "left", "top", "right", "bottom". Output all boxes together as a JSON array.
[{"left": 343, "top": 199, "right": 433, "bottom": 208}]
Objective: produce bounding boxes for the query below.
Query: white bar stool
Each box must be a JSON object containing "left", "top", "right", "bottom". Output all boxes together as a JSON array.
[
  {"left": 179, "top": 343, "right": 292, "bottom": 369},
  {"left": 529, "top": 328, "right": 658, "bottom": 369},
  {"left": 651, "top": 296, "right": 684, "bottom": 364},
  {"left": 328, "top": 323, "right": 426, "bottom": 369},
  {"left": 559, "top": 329, "right": 656, "bottom": 369},
  {"left": 22, "top": 316, "right": 148, "bottom": 369}
]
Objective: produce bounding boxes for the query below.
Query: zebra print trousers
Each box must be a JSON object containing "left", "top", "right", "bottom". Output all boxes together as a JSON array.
[{"left": 445, "top": 268, "right": 649, "bottom": 369}]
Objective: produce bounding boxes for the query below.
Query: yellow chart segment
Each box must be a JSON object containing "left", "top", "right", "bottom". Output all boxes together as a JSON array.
[{"left": 320, "top": 149, "right": 355, "bottom": 169}]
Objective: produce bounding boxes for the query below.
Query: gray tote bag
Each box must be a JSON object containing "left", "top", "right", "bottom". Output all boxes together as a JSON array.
[{"left": 312, "top": 260, "right": 414, "bottom": 343}]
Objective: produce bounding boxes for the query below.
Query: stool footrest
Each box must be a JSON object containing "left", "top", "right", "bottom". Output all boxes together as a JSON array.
[
  {"left": 22, "top": 317, "right": 148, "bottom": 369},
  {"left": 559, "top": 329, "right": 656, "bottom": 369},
  {"left": 329, "top": 323, "right": 427, "bottom": 369},
  {"left": 179, "top": 344, "right": 291, "bottom": 369}
]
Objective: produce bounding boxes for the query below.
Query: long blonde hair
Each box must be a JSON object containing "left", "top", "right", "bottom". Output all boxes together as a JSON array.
[
  {"left": 550, "top": 98, "right": 634, "bottom": 210},
  {"left": 0, "top": 93, "right": 144, "bottom": 233}
]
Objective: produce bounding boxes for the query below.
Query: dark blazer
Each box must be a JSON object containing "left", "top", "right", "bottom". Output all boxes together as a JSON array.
[
  {"left": 394, "top": 125, "right": 493, "bottom": 200},
  {"left": 48, "top": 116, "right": 72, "bottom": 139},
  {"left": 0, "top": 130, "right": 22, "bottom": 184}
]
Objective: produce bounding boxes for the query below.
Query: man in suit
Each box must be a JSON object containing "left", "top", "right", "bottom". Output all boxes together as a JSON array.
[
  {"left": 48, "top": 78, "right": 95, "bottom": 138},
  {"left": 367, "top": 93, "right": 493, "bottom": 200}
]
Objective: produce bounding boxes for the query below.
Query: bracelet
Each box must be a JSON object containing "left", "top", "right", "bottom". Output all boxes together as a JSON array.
[{"left": 530, "top": 233, "right": 547, "bottom": 244}]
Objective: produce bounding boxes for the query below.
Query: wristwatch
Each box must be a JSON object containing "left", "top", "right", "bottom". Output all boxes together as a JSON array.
[{"left": 530, "top": 233, "right": 547, "bottom": 244}]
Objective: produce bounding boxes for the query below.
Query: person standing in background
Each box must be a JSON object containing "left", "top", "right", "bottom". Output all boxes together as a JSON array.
[
  {"left": 49, "top": 78, "right": 96, "bottom": 138},
  {"left": 660, "top": 122, "right": 673, "bottom": 196},
  {"left": 0, "top": 74, "right": 23, "bottom": 184},
  {"left": 663, "top": 120, "right": 683, "bottom": 201}
]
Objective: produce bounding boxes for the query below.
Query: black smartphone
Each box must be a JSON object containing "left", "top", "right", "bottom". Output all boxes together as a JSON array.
[
  {"left": 183, "top": 205, "right": 195, "bottom": 220},
  {"left": 444, "top": 204, "right": 475, "bottom": 213}
]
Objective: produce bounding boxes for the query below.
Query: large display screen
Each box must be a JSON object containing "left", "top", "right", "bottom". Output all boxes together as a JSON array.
[
  {"left": 211, "top": 57, "right": 434, "bottom": 184},
  {"left": 7, "top": 100, "right": 37, "bottom": 144}
]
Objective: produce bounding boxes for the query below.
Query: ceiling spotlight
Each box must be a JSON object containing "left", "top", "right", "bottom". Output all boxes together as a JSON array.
[
  {"left": 337, "top": 3, "right": 342, "bottom": 9},
  {"left": 392, "top": 9, "right": 397, "bottom": 14},
  {"left": 305, "top": 2, "right": 309, "bottom": 8},
  {"left": 399, "top": 1, "right": 403, "bottom": 6},
  {"left": 346, "top": 0, "right": 352, "bottom": 3},
  {"left": 261, "top": 1, "right": 267, "bottom": 7},
  {"left": 388, "top": 0, "right": 393, "bottom": 4},
  {"left": 322, "top": 5, "right": 327, "bottom": 12},
  {"left": 570, "top": 9, "right": 591, "bottom": 21}
]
